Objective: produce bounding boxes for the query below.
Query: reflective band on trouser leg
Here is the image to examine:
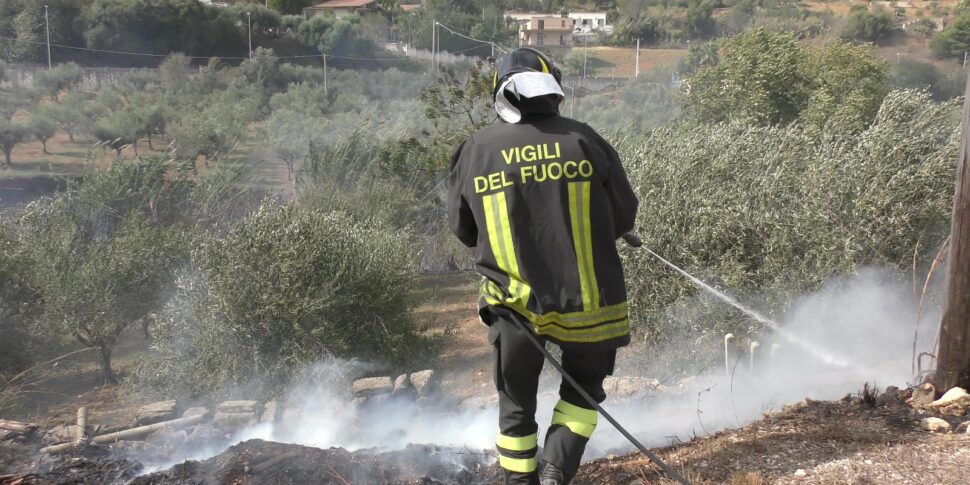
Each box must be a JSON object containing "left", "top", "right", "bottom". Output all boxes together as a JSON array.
[
  {"left": 568, "top": 181, "right": 599, "bottom": 311},
  {"left": 483, "top": 191, "right": 532, "bottom": 305},
  {"left": 496, "top": 432, "right": 538, "bottom": 452},
  {"left": 498, "top": 455, "right": 538, "bottom": 473},
  {"left": 496, "top": 432, "right": 538, "bottom": 473},
  {"left": 551, "top": 399, "right": 598, "bottom": 438}
]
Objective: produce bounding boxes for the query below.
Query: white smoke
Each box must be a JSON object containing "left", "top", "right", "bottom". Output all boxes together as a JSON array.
[{"left": 143, "top": 266, "right": 941, "bottom": 472}]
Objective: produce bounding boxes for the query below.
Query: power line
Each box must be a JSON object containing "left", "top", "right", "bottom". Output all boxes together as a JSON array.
[
  {"left": 434, "top": 22, "right": 510, "bottom": 55},
  {"left": 0, "top": 35, "right": 409, "bottom": 62}
]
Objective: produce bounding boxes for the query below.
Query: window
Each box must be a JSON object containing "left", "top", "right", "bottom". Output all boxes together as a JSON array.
[
  {"left": 560, "top": 34, "right": 565, "bottom": 45},
  {"left": 537, "top": 33, "right": 544, "bottom": 45},
  {"left": 561, "top": 20, "right": 566, "bottom": 27},
  {"left": 538, "top": 19, "right": 544, "bottom": 29}
]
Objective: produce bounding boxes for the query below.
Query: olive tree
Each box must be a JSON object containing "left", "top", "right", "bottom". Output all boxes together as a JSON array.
[
  {"left": 18, "top": 161, "right": 187, "bottom": 384},
  {"left": 27, "top": 112, "right": 56, "bottom": 154},
  {"left": 32, "top": 62, "right": 84, "bottom": 102},
  {"left": 133, "top": 204, "right": 435, "bottom": 397},
  {"left": 0, "top": 119, "right": 27, "bottom": 167}
]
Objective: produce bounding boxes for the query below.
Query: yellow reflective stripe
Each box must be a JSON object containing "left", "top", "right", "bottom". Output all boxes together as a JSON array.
[
  {"left": 568, "top": 182, "right": 599, "bottom": 311},
  {"left": 499, "top": 455, "right": 537, "bottom": 473},
  {"left": 537, "top": 56, "right": 550, "bottom": 73},
  {"left": 496, "top": 432, "right": 537, "bottom": 451},
  {"left": 504, "top": 299, "right": 627, "bottom": 327},
  {"left": 483, "top": 192, "right": 531, "bottom": 306},
  {"left": 537, "top": 319, "right": 629, "bottom": 342},
  {"left": 552, "top": 400, "right": 598, "bottom": 438}
]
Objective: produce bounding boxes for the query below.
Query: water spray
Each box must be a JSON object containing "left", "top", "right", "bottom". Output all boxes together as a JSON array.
[{"left": 621, "top": 234, "right": 850, "bottom": 368}]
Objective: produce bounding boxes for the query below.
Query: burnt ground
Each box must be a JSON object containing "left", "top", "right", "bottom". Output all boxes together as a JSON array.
[{"left": 3, "top": 389, "right": 970, "bottom": 485}]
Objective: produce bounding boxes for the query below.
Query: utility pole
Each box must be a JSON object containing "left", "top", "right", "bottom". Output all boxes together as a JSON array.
[
  {"left": 937, "top": 75, "right": 970, "bottom": 392},
  {"left": 323, "top": 53, "right": 327, "bottom": 95},
  {"left": 431, "top": 19, "right": 436, "bottom": 75},
  {"left": 635, "top": 38, "right": 640, "bottom": 78},
  {"left": 582, "top": 35, "right": 588, "bottom": 86},
  {"left": 246, "top": 12, "right": 252, "bottom": 59},
  {"left": 964, "top": 50, "right": 967, "bottom": 70},
  {"left": 44, "top": 4, "right": 51, "bottom": 68}
]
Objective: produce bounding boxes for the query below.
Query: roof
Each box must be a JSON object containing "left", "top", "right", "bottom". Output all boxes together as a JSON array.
[
  {"left": 401, "top": 4, "right": 421, "bottom": 11},
  {"left": 309, "top": 0, "right": 377, "bottom": 8}
]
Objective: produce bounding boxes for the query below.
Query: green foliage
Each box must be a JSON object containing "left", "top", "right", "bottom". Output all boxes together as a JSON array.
[
  {"left": 32, "top": 63, "right": 84, "bottom": 102},
  {"left": 0, "top": 118, "right": 27, "bottom": 166},
  {"left": 133, "top": 204, "right": 433, "bottom": 398},
  {"left": 381, "top": 62, "right": 493, "bottom": 179},
  {"left": 679, "top": 41, "right": 720, "bottom": 73},
  {"left": 683, "top": 28, "right": 805, "bottom": 125},
  {"left": 298, "top": 14, "right": 378, "bottom": 57},
  {"left": 18, "top": 160, "right": 189, "bottom": 383},
  {"left": 931, "top": 12, "right": 970, "bottom": 60},
  {"left": 0, "top": 0, "right": 85, "bottom": 63},
  {"left": 840, "top": 7, "right": 896, "bottom": 43},
  {"left": 27, "top": 112, "right": 56, "bottom": 153},
  {"left": 619, "top": 90, "right": 958, "bottom": 374},
  {"left": 799, "top": 41, "right": 890, "bottom": 132},
  {"left": 0, "top": 222, "right": 43, "bottom": 382},
  {"left": 48, "top": 91, "right": 94, "bottom": 142},
  {"left": 297, "top": 130, "right": 422, "bottom": 228},
  {"left": 892, "top": 59, "right": 965, "bottom": 100},
  {"left": 269, "top": 0, "right": 314, "bottom": 15},
  {"left": 683, "top": 31, "right": 891, "bottom": 130}
]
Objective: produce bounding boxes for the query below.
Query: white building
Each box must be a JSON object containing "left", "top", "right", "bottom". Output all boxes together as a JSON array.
[
  {"left": 303, "top": 0, "right": 379, "bottom": 20},
  {"left": 505, "top": 11, "right": 612, "bottom": 34}
]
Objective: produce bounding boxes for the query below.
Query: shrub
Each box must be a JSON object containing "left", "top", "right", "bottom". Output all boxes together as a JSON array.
[
  {"left": 840, "top": 7, "right": 896, "bottom": 43},
  {"left": 133, "top": 204, "right": 435, "bottom": 398},
  {"left": 619, "top": 90, "right": 958, "bottom": 374}
]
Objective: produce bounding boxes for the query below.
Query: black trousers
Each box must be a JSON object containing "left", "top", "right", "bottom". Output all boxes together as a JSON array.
[{"left": 485, "top": 307, "right": 616, "bottom": 484}]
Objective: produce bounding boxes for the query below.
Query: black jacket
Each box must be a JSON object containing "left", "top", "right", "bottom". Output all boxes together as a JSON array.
[{"left": 448, "top": 105, "right": 639, "bottom": 350}]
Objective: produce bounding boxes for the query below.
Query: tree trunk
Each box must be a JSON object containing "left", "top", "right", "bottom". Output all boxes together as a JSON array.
[
  {"left": 98, "top": 342, "right": 117, "bottom": 385},
  {"left": 938, "top": 77, "right": 970, "bottom": 392},
  {"left": 42, "top": 140, "right": 49, "bottom": 154},
  {"left": 133, "top": 140, "right": 138, "bottom": 157},
  {"left": 3, "top": 148, "right": 11, "bottom": 167},
  {"left": 68, "top": 130, "right": 76, "bottom": 143},
  {"left": 148, "top": 134, "right": 154, "bottom": 151}
]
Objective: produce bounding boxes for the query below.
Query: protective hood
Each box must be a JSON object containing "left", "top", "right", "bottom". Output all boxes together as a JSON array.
[{"left": 494, "top": 71, "right": 565, "bottom": 124}]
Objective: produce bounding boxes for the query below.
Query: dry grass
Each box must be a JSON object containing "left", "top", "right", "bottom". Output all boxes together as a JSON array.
[{"left": 583, "top": 47, "right": 687, "bottom": 79}]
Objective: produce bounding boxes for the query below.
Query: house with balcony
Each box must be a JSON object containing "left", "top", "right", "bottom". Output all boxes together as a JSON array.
[{"left": 517, "top": 16, "right": 573, "bottom": 48}]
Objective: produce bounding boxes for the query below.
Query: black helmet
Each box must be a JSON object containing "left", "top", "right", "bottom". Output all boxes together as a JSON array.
[{"left": 492, "top": 48, "right": 562, "bottom": 98}]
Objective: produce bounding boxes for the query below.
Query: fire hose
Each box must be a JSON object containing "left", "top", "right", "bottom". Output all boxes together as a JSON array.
[{"left": 510, "top": 232, "right": 693, "bottom": 485}]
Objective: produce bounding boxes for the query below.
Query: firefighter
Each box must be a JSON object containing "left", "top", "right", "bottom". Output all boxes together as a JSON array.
[{"left": 447, "top": 48, "right": 639, "bottom": 485}]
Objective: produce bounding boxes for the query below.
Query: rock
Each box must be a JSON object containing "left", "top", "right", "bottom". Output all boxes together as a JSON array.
[
  {"left": 930, "top": 387, "right": 970, "bottom": 417},
  {"left": 602, "top": 376, "right": 661, "bottom": 399},
  {"left": 941, "top": 403, "right": 967, "bottom": 417},
  {"left": 186, "top": 423, "right": 222, "bottom": 445},
  {"left": 146, "top": 427, "right": 187, "bottom": 448},
  {"left": 794, "top": 468, "right": 806, "bottom": 477},
  {"left": 392, "top": 374, "right": 413, "bottom": 396},
  {"left": 920, "top": 417, "right": 951, "bottom": 432},
  {"left": 409, "top": 370, "right": 436, "bottom": 396},
  {"left": 931, "top": 387, "right": 969, "bottom": 406},
  {"left": 43, "top": 424, "right": 76, "bottom": 445},
  {"left": 260, "top": 400, "right": 279, "bottom": 424},
  {"left": 353, "top": 376, "right": 393, "bottom": 398},
  {"left": 212, "top": 412, "right": 257, "bottom": 430},
  {"left": 907, "top": 383, "right": 936, "bottom": 409},
  {"left": 216, "top": 400, "right": 259, "bottom": 414},
  {"left": 182, "top": 407, "right": 208, "bottom": 419},
  {"left": 133, "top": 400, "right": 177, "bottom": 427}
]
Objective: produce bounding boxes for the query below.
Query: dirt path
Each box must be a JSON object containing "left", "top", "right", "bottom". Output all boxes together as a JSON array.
[{"left": 414, "top": 273, "right": 493, "bottom": 403}]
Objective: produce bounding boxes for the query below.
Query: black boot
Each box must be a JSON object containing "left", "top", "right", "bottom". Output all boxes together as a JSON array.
[{"left": 539, "top": 461, "right": 567, "bottom": 485}]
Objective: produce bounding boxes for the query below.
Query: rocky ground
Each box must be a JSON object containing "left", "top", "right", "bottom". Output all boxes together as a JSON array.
[{"left": 2, "top": 385, "right": 969, "bottom": 484}]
